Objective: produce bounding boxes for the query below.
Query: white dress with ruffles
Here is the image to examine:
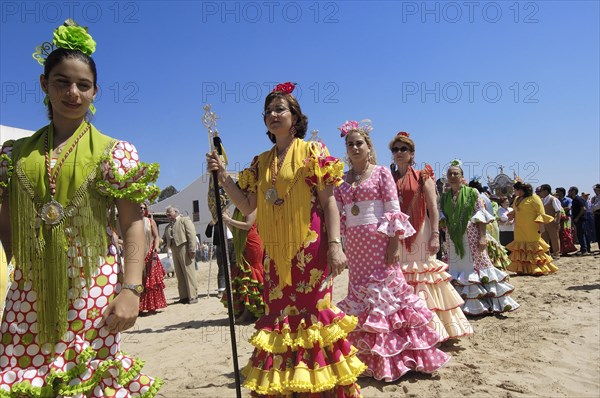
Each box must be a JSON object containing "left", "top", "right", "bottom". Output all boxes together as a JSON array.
[{"left": 445, "top": 195, "right": 520, "bottom": 315}]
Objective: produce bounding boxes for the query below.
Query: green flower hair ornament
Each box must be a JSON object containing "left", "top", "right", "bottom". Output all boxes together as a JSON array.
[
  {"left": 450, "top": 159, "right": 462, "bottom": 167},
  {"left": 32, "top": 19, "right": 96, "bottom": 66},
  {"left": 53, "top": 20, "right": 96, "bottom": 55}
]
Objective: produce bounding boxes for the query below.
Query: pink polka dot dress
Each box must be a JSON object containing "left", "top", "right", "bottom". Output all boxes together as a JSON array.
[
  {"left": 0, "top": 139, "right": 162, "bottom": 397},
  {"left": 334, "top": 166, "right": 450, "bottom": 382}
]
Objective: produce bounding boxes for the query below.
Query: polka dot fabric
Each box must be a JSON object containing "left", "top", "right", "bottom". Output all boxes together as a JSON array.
[
  {"left": 335, "top": 166, "right": 450, "bottom": 382},
  {"left": 0, "top": 141, "right": 162, "bottom": 397}
]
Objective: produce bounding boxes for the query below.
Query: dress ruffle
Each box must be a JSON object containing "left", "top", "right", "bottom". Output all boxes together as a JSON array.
[
  {"left": 377, "top": 212, "right": 416, "bottom": 238},
  {"left": 401, "top": 260, "right": 473, "bottom": 341},
  {"left": 242, "top": 308, "right": 366, "bottom": 396},
  {"left": 96, "top": 141, "right": 160, "bottom": 203},
  {"left": 486, "top": 233, "right": 511, "bottom": 270},
  {"left": 0, "top": 341, "right": 162, "bottom": 398},
  {"left": 471, "top": 208, "right": 495, "bottom": 224},
  {"left": 222, "top": 264, "right": 265, "bottom": 318},
  {"left": 449, "top": 267, "right": 520, "bottom": 315},
  {"left": 338, "top": 267, "right": 450, "bottom": 381},
  {"left": 238, "top": 157, "right": 259, "bottom": 193},
  {"left": 304, "top": 142, "right": 345, "bottom": 190},
  {"left": 506, "top": 240, "right": 558, "bottom": 275},
  {"left": 535, "top": 213, "right": 554, "bottom": 224}
]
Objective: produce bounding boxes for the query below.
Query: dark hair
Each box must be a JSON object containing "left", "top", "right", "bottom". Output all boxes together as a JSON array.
[
  {"left": 594, "top": 184, "right": 600, "bottom": 190},
  {"left": 43, "top": 48, "right": 98, "bottom": 120},
  {"left": 539, "top": 184, "right": 552, "bottom": 193},
  {"left": 556, "top": 187, "right": 566, "bottom": 195},
  {"left": 263, "top": 91, "right": 308, "bottom": 143},
  {"left": 498, "top": 195, "right": 510, "bottom": 204},
  {"left": 514, "top": 181, "right": 533, "bottom": 197},
  {"left": 569, "top": 186, "right": 579, "bottom": 195},
  {"left": 468, "top": 179, "right": 484, "bottom": 193}
]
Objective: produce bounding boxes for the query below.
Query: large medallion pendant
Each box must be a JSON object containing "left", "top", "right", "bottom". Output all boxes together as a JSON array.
[
  {"left": 351, "top": 204, "right": 360, "bottom": 216},
  {"left": 265, "top": 187, "right": 279, "bottom": 205},
  {"left": 40, "top": 199, "right": 64, "bottom": 225}
]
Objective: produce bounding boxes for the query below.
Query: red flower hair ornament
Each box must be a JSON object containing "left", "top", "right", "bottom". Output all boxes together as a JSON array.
[
  {"left": 397, "top": 131, "right": 410, "bottom": 137},
  {"left": 273, "top": 82, "right": 296, "bottom": 94}
]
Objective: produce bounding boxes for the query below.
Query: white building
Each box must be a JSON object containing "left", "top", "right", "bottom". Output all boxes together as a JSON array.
[
  {"left": 0, "top": 125, "right": 33, "bottom": 144},
  {"left": 150, "top": 174, "right": 217, "bottom": 242}
]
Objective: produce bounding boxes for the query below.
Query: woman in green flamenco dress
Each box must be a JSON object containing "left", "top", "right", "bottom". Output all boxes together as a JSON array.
[{"left": 0, "top": 20, "right": 162, "bottom": 397}]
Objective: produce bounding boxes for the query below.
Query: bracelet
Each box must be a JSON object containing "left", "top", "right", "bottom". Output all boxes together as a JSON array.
[
  {"left": 431, "top": 231, "right": 440, "bottom": 236},
  {"left": 328, "top": 237, "right": 342, "bottom": 245}
]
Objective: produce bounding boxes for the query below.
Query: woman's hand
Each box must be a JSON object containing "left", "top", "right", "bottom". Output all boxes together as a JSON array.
[
  {"left": 385, "top": 236, "right": 401, "bottom": 265},
  {"left": 206, "top": 150, "right": 227, "bottom": 183},
  {"left": 101, "top": 289, "right": 140, "bottom": 333},
  {"left": 222, "top": 212, "right": 231, "bottom": 225},
  {"left": 428, "top": 234, "right": 440, "bottom": 256},
  {"left": 328, "top": 244, "right": 347, "bottom": 277}
]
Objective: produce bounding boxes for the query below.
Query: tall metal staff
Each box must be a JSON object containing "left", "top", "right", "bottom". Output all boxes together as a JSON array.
[{"left": 202, "top": 104, "right": 242, "bottom": 398}]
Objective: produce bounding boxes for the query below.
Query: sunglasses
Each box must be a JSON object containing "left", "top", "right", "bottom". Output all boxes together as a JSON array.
[{"left": 391, "top": 146, "right": 410, "bottom": 154}]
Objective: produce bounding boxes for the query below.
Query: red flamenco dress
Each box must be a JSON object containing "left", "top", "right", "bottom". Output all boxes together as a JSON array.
[
  {"left": 221, "top": 208, "right": 265, "bottom": 318},
  {"left": 239, "top": 139, "right": 365, "bottom": 397},
  {"left": 139, "top": 249, "right": 167, "bottom": 313}
]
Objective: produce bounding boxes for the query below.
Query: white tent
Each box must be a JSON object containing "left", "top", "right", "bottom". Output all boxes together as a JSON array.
[{"left": 0, "top": 125, "right": 33, "bottom": 145}]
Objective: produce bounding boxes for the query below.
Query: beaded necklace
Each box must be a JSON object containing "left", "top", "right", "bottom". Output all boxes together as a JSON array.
[
  {"left": 265, "top": 138, "right": 295, "bottom": 206},
  {"left": 40, "top": 123, "right": 90, "bottom": 225}
]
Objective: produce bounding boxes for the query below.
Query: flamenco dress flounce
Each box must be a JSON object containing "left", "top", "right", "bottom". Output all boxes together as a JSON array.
[
  {"left": 339, "top": 211, "right": 450, "bottom": 382},
  {"left": 400, "top": 221, "right": 473, "bottom": 341},
  {"left": 447, "top": 209, "right": 520, "bottom": 315},
  {"left": 507, "top": 214, "right": 559, "bottom": 275}
]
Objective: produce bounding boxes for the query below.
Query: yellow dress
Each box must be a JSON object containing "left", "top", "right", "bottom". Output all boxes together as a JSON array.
[{"left": 507, "top": 195, "right": 558, "bottom": 275}]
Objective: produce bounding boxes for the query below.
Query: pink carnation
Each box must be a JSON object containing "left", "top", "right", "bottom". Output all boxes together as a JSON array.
[{"left": 338, "top": 120, "right": 360, "bottom": 137}]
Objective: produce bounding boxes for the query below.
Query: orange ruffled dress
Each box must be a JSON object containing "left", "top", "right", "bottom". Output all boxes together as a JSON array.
[
  {"left": 507, "top": 195, "right": 558, "bottom": 275},
  {"left": 395, "top": 165, "right": 473, "bottom": 341},
  {"left": 238, "top": 139, "right": 366, "bottom": 397}
]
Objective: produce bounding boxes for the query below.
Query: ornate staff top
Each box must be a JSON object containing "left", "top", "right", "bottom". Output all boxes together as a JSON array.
[
  {"left": 202, "top": 104, "right": 231, "bottom": 222},
  {"left": 202, "top": 104, "right": 220, "bottom": 152}
]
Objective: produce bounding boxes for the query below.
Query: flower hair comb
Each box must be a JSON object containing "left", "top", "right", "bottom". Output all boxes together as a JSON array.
[
  {"left": 338, "top": 119, "right": 373, "bottom": 137},
  {"left": 397, "top": 131, "right": 410, "bottom": 137},
  {"left": 32, "top": 19, "right": 96, "bottom": 66},
  {"left": 273, "top": 82, "right": 296, "bottom": 94}
]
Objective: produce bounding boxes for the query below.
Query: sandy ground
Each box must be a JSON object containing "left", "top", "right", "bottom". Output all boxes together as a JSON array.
[{"left": 123, "top": 253, "right": 600, "bottom": 398}]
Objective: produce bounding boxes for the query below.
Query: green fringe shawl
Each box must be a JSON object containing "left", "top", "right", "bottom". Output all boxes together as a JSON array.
[
  {"left": 5, "top": 131, "right": 160, "bottom": 346},
  {"left": 441, "top": 185, "right": 479, "bottom": 259},
  {"left": 10, "top": 139, "right": 117, "bottom": 345}
]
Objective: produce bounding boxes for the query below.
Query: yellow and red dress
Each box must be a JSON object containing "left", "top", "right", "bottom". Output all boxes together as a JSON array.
[{"left": 239, "top": 139, "right": 366, "bottom": 398}]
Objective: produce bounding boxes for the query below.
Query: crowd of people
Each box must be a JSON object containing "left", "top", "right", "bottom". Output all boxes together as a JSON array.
[{"left": 0, "top": 20, "right": 598, "bottom": 398}]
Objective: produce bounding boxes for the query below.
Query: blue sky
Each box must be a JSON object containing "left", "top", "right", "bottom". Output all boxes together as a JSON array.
[{"left": 1, "top": 0, "right": 599, "bottom": 195}]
